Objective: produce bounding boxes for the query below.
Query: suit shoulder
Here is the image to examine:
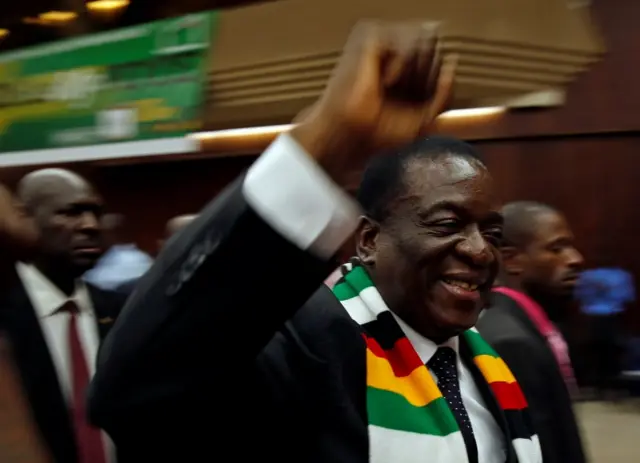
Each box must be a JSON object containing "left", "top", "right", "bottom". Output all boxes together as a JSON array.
[
  {"left": 477, "top": 308, "right": 547, "bottom": 367},
  {"left": 476, "top": 304, "right": 529, "bottom": 344},
  {"left": 290, "top": 284, "right": 358, "bottom": 336},
  {"left": 264, "top": 284, "right": 362, "bottom": 363}
]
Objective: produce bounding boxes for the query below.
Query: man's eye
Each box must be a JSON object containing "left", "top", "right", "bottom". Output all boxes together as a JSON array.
[
  {"left": 431, "top": 219, "right": 459, "bottom": 227},
  {"left": 483, "top": 229, "right": 503, "bottom": 245}
]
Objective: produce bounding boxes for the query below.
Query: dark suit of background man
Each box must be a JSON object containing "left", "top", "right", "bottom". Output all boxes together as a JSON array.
[
  {"left": 0, "top": 169, "right": 125, "bottom": 463},
  {"left": 90, "top": 23, "right": 541, "bottom": 463},
  {"left": 477, "top": 202, "right": 587, "bottom": 463}
]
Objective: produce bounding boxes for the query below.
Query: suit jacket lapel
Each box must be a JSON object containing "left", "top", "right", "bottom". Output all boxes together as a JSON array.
[
  {"left": 459, "top": 336, "right": 518, "bottom": 463},
  {"left": 1, "top": 282, "right": 76, "bottom": 459}
]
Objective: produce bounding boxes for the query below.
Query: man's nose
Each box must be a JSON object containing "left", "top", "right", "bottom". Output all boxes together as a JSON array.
[
  {"left": 458, "top": 228, "right": 493, "bottom": 267},
  {"left": 567, "top": 247, "right": 585, "bottom": 269},
  {"left": 78, "top": 212, "right": 100, "bottom": 231}
]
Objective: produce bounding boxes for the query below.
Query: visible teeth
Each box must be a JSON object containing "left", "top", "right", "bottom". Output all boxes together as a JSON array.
[{"left": 442, "top": 279, "right": 478, "bottom": 291}]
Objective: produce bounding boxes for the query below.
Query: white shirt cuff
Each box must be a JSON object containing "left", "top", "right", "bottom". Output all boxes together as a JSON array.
[{"left": 243, "top": 133, "right": 360, "bottom": 259}]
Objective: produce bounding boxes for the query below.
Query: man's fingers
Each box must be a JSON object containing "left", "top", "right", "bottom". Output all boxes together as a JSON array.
[
  {"left": 381, "top": 25, "right": 418, "bottom": 88},
  {"left": 423, "top": 40, "right": 442, "bottom": 100},
  {"left": 419, "top": 54, "right": 458, "bottom": 133},
  {"left": 437, "top": 54, "right": 458, "bottom": 111}
]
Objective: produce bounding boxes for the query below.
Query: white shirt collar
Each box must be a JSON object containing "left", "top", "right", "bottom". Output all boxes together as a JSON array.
[
  {"left": 390, "top": 311, "right": 459, "bottom": 365},
  {"left": 16, "top": 262, "right": 93, "bottom": 318}
]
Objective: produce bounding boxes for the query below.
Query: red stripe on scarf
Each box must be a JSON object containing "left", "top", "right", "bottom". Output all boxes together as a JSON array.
[
  {"left": 363, "top": 334, "right": 424, "bottom": 377},
  {"left": 489, "top": 381, "right": 528, "bottom": 410}
]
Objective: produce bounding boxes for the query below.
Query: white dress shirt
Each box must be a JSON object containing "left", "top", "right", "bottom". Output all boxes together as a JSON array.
[
  {"left": 16, "top": 262, "right": 114, "bottom": 462},
  {"left": 394, "top": 314, "right": 507, "bottom": 463},
  {"left": 243, "top": 133, "right": 507, "bottom": 463}
]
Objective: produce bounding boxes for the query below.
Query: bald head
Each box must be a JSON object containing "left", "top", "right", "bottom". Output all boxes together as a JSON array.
[
  {"left": 165, "top": 214, "right": 197, "bottom": 240},
  {"left": 501, "top": 201, "right": 558, "bottom": 249},
  {"left": 16, "top": 168, "right": 105, "bottom": 278},
  {"left": 17, "top": 168, "right": 92, "bottom": 212}
]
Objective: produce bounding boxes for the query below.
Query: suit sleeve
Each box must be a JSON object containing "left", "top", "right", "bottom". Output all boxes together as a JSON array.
[{"left": 88, "top": 133, "right": 360, "bottom": 435}]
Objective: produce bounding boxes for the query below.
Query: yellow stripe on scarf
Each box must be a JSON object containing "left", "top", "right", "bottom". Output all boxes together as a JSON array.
[{"left": 366, "top": 349, "right": 442, "bottom": 407}]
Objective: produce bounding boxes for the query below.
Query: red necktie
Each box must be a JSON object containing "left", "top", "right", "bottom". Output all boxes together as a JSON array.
[{"left": 61, "top": 301, "right": 107, "bottom": 463}]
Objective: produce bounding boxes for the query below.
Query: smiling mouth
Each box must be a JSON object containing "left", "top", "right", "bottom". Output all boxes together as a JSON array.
[{"left": 441, "top": 278, "right": 480, "bottom": 292}]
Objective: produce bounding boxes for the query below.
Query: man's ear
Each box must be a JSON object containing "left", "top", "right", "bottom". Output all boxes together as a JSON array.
[
  {"left": 355, "top": 216, "right": 380, "bottom": 265},
  {"left": 501, "top": 245, "right": 525, "bottom": 276}
]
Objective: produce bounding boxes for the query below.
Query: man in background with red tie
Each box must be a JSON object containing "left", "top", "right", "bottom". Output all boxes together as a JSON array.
[{"left": 0, "top": 169, "right": 125, "bottom": 463}]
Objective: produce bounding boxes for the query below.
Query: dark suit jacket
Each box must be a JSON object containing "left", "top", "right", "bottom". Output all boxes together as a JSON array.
[
  {"left": 0, "top": 277, "right": 125, "bottom": 463},
  {"left": 476, "top": 292, "right": 587, "bottom": 463},
  {"left": 114, "top": 279, "right": 139, "bottom": 299},
  {"left": 89, "top": 179, "right": 525, "bottom": 463}
]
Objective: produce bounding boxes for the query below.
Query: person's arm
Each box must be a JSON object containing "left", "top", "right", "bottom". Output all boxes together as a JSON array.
[
  {"left": 89, "top": 133, "right": 360, "bottom": 431},
  {"left": 0, "top": 336, "right": 52, "bottom": 463}
]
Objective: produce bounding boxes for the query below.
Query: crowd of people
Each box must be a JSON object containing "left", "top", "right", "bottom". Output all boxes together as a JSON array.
[{"left": 0, "top": 20, "right": 634, "bottom": 463}]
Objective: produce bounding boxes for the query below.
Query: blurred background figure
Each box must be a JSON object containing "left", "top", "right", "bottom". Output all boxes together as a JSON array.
[
  {"left": 0, "top": 335, "right": 52, "bottom": 463},
  {"left": 115, "top": 214, "right": 198, "bottom": 297},
  {"left": 477, "top": 201, "right": 587, "bottom": 463},
  {"left": 0, "top": 183, "right": 39, "bottom": 284},
  {"left": 84, "top": 213, "right": 154, "bottom": 291},
  {"left": 158, "top": 214, "right": 197, "bottom": 252},
  {"left": 1, "top": 168, "right": 124, "bottom": 463},
  {"left": 576, "top": 265, "right": 635, "bottom": 398}
]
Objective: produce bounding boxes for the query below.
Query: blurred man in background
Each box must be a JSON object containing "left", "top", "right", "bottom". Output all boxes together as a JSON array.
[
  {"left": 84, "top": 213, "right": 153, "bottom": 291},
  {"left": 477, "top": 201, "right": 587, "bottom": 463},
  {"left": 0, "top": 183, "right": 38, "bottom": 282},
  {"left": 158, "top": 214, "right": 197, "bottom": 252},
  {"left": 114, "top": 214, "right": 197, "bottom": 297},
  {"left": 1, "top": 168, "right": 125, "bottom": 463}
]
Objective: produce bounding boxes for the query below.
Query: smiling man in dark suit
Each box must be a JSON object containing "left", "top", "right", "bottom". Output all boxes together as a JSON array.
[
  {"left": 89, "top": 23, "right": 541, "bottom": 463},
  {"left": 0, "top": 169, "right": 125, "bottom": 463}
]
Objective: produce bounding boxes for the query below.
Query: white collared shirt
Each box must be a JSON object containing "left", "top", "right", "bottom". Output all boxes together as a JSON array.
[
  {"left": 393, "top": 314, "right": 507, "bottom": 463},
  {"left": 16, "top": 262, "right": 114, "bottom": 462},
  {"left": 243, "top": 133, "right": 507, "bottom": 463}
]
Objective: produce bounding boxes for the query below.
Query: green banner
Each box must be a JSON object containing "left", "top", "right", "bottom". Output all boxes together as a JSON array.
[{"left": 0, "top": 11, "right": 217, "bottom": 153}]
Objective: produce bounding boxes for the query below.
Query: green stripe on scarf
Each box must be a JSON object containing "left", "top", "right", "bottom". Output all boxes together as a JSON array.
[
  {"left": 333, "top": 265, "right": 372, "bottom": 300},
  {"left": 368, "top": 389, "right": 458, "bottom": 436},
  {"left": 463, "top": 329, "right": 500, "bottom": 358}
]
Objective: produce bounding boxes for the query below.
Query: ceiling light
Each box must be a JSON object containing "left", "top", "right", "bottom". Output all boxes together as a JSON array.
[
  {"left": 39, "top": 11, "right": 78, "bottom": 22},
  {"left": 437, "top": 107, "right": 505, "bottom": 119},
  {"left": 87, "top": 0, "right": 130, "bottom": 12},
  {"left": 23, "top": 11, "right": 78, "bottom": 26},
  {"left": 191, "top": 124, "right": 294, "bottom": 141},
  {"left": 190, "top": 107, "right": 506, "bottom": 141}
]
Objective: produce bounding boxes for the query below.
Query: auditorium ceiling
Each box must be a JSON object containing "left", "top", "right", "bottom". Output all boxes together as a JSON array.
[{"left": 0, "top": 0, "right": 268, "bottom": 52}]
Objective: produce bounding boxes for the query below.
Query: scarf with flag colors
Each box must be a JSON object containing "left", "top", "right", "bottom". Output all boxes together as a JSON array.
[{"left": 332, "top": 260, "right": 542, "bottom": 463}]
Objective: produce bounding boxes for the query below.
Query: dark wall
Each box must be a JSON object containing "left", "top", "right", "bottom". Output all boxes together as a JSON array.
[
  {"left": 479, "top": 134, "right": 640, "bottom": 334},
  {"left": 94, "top": 155, "right": 254, "bottom": 253}
]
